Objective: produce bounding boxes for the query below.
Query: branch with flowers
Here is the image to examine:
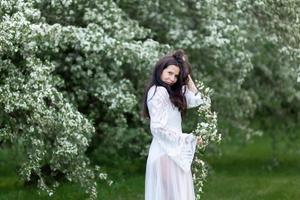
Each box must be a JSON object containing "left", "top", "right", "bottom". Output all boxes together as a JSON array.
[{"left": 192, "top": 80, "right": 221, "bottom": 200}]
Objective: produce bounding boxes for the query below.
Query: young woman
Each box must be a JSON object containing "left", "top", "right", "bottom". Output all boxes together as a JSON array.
[{"left": 143, "top": 50, "right": 205, "bottom": 200}]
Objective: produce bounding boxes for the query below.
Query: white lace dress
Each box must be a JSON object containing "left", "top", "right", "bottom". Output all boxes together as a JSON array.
[{"left": 145, "top": 85, "right": 204, "bottom": 200}]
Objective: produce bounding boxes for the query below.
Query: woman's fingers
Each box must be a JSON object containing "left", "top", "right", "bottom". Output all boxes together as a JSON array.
[{"left": 197, "top": 136, "right": 203, "bottom": 145}]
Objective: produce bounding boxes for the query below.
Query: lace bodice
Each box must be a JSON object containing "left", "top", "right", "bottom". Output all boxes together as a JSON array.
[{"left": 147, "top": 85, "right": 204, "bottom": 171}]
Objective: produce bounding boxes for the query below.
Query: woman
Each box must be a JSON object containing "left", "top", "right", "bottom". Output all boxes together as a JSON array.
[{"left": 143, "top": 49, "right": 205, "bottom": 200}]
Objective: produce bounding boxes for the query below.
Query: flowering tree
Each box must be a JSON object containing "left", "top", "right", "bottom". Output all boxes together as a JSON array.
[
  {"left": 116, "top": 0, "right": 300, "bottom": 138},
  {"left": 0, "top": 0, "right": 168, "bottom": 198}
]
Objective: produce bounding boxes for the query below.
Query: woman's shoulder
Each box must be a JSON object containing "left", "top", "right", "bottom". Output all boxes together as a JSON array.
[
  {"left": 147, "top": 85, "right": 169, "bottom": 101},
  {"left": 149, "top": 85, "right": 168, "bottom": 92}
]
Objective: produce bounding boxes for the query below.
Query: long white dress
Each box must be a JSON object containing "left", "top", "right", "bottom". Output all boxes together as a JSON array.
[{"left": 145, "top": 85, "right": 204, "bottom": 200}]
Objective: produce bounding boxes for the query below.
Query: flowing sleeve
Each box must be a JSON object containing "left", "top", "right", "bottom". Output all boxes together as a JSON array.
[
  {"left": 183, "top": 85, "right": 207, "bottom": 109},
  {"left": 147, "top": 86, "right": 197, "bottom": 172}
]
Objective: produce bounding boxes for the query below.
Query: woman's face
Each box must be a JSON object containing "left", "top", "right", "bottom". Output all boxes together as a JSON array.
[{"left": 160, "top": 65, "right": 180, "bottom": 86}]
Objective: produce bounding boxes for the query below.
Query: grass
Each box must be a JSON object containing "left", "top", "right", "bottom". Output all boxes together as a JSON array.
[
  {"left": 201, "top": 134, "right": 300, "bottom": 200},
  {"left": 0, "top": 171, "right": 144, "bottom": 200},
  {"left": 0, "top": 134, "right": 300, "bottom": 200}
]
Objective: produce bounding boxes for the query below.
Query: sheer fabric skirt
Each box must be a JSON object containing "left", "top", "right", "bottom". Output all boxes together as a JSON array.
[{"left": 145, "top": 153, "right": 195, "bottom": 200}]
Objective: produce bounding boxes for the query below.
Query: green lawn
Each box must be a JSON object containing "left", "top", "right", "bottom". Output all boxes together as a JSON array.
[
  {"left": 201, "top": 135, "right": 300, "bottom": 200},
  {"left": 1, "top": 134, "right": 300, "bottom": 200}
]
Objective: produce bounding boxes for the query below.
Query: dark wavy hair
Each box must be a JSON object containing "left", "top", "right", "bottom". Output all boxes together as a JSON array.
[{"left": 142, "top": 49, "right": 191, "bottom": 118}]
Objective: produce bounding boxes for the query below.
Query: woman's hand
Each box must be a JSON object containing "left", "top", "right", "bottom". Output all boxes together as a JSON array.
[
  {"left": 197, "top": 135, "right": 203, "bottom": 145},
  {"left": 187, "top": 75, "right": 198, "bottom": 94}
]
